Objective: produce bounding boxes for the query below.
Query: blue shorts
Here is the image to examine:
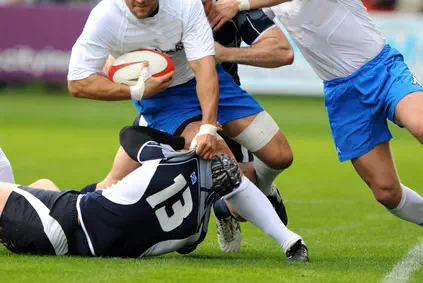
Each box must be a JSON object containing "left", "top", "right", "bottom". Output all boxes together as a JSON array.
[
  {"left": 132, "top": 65, "right": 263, "bottom": 134},
  {"left": 324, "top": 44, "right": 423, "bottom": 162}
]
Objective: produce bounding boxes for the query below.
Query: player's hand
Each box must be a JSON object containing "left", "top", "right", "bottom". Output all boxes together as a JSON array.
[
  {"left": 143, "top": 66, "right": 174, "bottom": 99},
  {"left": 207, "top": 2, "right": 225, "bottom": 31},
  {"left": 130, "top": 61, "right": 174, "bottom": 100},
  {"left": 212, "top": 0, "right": 240, "bottom": 31},
  {"left": 189, "top": 124, "right": 218, "bottom": 160}
]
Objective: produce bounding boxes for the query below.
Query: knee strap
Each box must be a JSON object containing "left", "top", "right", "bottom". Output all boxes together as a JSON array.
[{"left": 231, "top": 111, "right": 279, "bottom": 152}]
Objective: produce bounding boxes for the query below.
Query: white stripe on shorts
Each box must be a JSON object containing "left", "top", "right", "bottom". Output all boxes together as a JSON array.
[{"left": 13, "top": 188, "right": 68, "bottom": 255}]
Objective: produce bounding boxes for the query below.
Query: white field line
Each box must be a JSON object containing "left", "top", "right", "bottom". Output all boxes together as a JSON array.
[{"left": 383, "top": 238, "right": 423, "bottom": 283}]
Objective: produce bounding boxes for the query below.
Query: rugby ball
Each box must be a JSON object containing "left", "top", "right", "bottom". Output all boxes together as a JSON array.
[{"left": 109, "top": 50, "right": 174, "bottom": 86}]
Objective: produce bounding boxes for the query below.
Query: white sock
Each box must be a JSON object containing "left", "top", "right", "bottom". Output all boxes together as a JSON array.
[
  {"left": 390, "top": 184, "right": 423, "bottom": 226},
  {"left": 254, "top": 158, "right": 283, "bottom": 196},
  {"left": 0, "top": 148, "right": 15, "bottom": 183},
  {"left": 224, "top": 176, "right": 301, "bottom": 252}
]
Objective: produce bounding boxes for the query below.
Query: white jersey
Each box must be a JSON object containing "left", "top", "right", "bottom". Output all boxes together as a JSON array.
[
  {"left": 268, "top": 0, "right": 386, "bottom": 81},
  {"left": 0, "top": 148, "right": 15, "bottom": 183},
  {"left": 68, "top": 0, "right": 215, "bottom": 87}
]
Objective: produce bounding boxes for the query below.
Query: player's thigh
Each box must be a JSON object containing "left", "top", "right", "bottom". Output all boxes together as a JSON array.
[
  {"left": 394, "top": 91, "right": 423, "bottom": 142},
  {"left": 222, "top": 112, "right": 293, "bottom": 169},
  {"left": 101, "top": 146, "right": 141, "bottom": 189},
  {"left": 351, "top": 141, "right": 402, "bottom": 208}
]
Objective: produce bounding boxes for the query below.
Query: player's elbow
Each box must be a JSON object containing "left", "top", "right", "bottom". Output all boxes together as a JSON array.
[
  {"left": 68, "top": 80, "right": 85, "bottom": 98},
  {"left": 273, "top": 43, "right": 294, "bottom": 67}
]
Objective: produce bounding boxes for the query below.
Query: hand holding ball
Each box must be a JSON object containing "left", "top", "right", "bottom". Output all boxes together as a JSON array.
[{"left": 109, "top": 50, "right": 175, "bottom": 100}]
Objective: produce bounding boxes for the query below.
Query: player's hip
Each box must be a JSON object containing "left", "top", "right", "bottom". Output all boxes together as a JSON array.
[
  {"left": 0, "top": 187, "right": 87, "bottom": 256},
  {"left": 324, "top": 44, "right": 423, "bottom": 122}
]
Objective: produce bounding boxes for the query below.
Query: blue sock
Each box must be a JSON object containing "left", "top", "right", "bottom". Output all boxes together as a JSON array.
[
  {"left": 213, "top": 198, "right": 232, "bottom": 220},
  {"left": 80, "top": 182, "right": 98, "bottom": 194}
]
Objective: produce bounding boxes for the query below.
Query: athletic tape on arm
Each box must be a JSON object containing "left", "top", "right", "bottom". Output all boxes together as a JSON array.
[{"left": 189, "top": 124, "right": 218, "bottom": 150}]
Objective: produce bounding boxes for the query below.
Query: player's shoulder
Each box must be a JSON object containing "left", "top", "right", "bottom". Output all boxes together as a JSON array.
[
  {"left": 85, "top": 0, "right": 121, "bottom": 29},
  {"left": 160, "top": 0, "right": 201, "bottom": 15}
]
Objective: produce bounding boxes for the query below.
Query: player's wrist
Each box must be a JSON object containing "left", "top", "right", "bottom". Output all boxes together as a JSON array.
[
  {"left": 199, "top": 124, "right": 217, "bottom": 137},
  {"left": 130, "top": 84, "right": 145, "bottom": 101},
  {"left": 237, "top": 0, "right": 250, "bottom": 11}
]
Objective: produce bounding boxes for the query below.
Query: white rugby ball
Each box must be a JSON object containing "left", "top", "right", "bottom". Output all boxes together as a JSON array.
[{"left": 109, "top": 50, "right": 174, "bottom": 86}]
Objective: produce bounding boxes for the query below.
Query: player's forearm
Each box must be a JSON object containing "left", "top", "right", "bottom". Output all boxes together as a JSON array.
[
  {"left": 68, "top": 74, "right": 131, "bottom": 101},
  {"left": 218, "top": 37, "right": 293, "bottom": 68},
  {"left": 189, "top": 56, "right": 219, "bottom": 125},
  {"left": 197, "top": 70, "right": 219, "bottom": 125}
]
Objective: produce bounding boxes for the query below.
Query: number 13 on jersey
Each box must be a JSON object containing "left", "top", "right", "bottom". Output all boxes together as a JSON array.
[{"left": 146, "top": 174, "right": 193, "bottom": 232}]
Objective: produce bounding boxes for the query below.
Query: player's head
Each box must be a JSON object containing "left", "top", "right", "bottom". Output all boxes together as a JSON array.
[{"left": 125, "top": 0, "right": 159, "bottom": 19}]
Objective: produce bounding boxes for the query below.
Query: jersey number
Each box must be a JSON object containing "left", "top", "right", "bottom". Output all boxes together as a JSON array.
[{"left": 146, "top": 174, "right": 193, "bottom": 232}]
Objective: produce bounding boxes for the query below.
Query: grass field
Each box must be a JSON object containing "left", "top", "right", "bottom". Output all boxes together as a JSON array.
[{"left": 1, "top": 85, "right": 423, "bottom": 282}]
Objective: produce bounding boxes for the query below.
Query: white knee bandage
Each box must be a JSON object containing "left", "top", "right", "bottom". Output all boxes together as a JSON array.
[{"left": 231, "top": 111, "right": 279, "bottom": 152}]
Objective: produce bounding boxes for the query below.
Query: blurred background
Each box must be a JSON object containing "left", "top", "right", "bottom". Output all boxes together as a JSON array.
[{"left": 0, "top": 0, "right": 422, "bottom": 94}]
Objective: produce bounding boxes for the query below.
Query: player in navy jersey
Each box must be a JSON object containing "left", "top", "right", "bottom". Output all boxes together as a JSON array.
[{"left": 0, "top": 127, "right": 307, "bottom": 261}]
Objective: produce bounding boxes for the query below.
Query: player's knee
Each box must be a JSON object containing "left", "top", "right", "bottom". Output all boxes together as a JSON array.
[
  {"left": 411, "top": 121, "right": 423, "bottom": 141},
  {"left": 211, "top": 154, "right": 242, "bottom": 198},
  {"left": 370, "top": 181, "right": 402, "bottom": 207},
  {"left": 29, "top": 179, "right": 59, "bottom": 191},
  {"left": 274, "top": 146, "right": 294, "bottom": 170},
  {"left": 262, "top": 145, "right": 294, "bottom": 170}
]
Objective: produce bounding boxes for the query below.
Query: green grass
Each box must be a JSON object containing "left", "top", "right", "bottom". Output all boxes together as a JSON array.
[{"left": 1, "top": 86, "right": 423, "bottom": 282}]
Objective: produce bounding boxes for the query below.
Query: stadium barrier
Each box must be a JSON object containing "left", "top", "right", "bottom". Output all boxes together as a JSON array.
[{"left": 0, "top": 6, "right": 422, "bottom": 96}]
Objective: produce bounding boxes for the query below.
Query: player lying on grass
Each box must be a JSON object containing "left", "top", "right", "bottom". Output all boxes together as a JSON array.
[
  {"left": 0, "top": 127, "right": 308, "bottom": 261},
  {"left": 0, "top": 148, "right": 14, "bottom": 183},
  {"left": 218, "top": 0, "right": 423, "bottom": 228}
]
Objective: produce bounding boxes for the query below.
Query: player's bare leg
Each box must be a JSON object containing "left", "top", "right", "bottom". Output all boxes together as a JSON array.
[
  {"left": 29, "top": 179, "right": 60, "bottom": 192},
  {"left": 97, "top": 146, "right": 141, "bottom": 190},
  {"left": 223, "top": 111, "right": 291, "bottom": 223},
  {"left": 352, "top": 141, "right": 423, "bottom": 225},
  {"left": 394, "top": 91, "right": 423, "bottom": 144}
]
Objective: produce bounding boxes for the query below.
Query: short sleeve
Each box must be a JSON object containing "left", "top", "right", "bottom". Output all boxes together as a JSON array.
[
  {"left": 182, "top": 0, "right": 215, "bottom": 62},
  {"left": 67, "top": 8, "right": 115, "bottom": 81}
]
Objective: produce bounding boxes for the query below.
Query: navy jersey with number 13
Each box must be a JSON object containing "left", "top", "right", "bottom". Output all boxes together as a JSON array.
[{"left": 78, "top": 141, "right": 215, "bottom": 258}]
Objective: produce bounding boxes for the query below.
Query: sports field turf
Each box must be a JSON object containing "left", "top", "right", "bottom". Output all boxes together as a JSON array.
[{"left": 0, "top": 86, "right": 422, "bottom": 282}]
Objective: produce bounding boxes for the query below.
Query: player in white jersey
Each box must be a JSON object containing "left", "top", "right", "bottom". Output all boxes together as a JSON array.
[
  {"left": 69, "top": 0, "right": 299, "bottom": 253},
  {"left": 218, "top": 0, "right": 423, "bottom": 228},
  {"left": 68, "top": 0, "right": 218, "bottom": 160},
  {"left": 0, "top": 148, "right": 14, "bottom": 183}
]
